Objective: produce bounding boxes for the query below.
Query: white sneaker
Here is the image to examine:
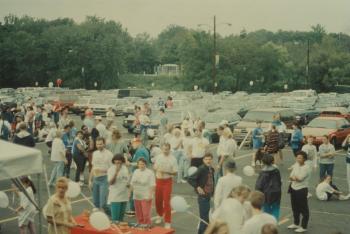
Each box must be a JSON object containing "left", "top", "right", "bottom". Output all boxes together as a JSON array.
[
  {"left": 164, "top": 223, "right": 171, "bottom": 229},
  {"left": 155, "top": 216, "right": 162, "bottom": 224},
  {"left": 295, "top": 227, "right": 307, "bottom": 233},
  {"left": 287, "top": 224, "right": 300, "bottom": 229},
  {"left": 181, "top": 179, "right": 187, "bottom": 183}
]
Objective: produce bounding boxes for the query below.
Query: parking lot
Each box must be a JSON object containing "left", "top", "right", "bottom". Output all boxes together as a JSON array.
[{"left": 1, "top": 114, "right": 350, "bottom": 234}]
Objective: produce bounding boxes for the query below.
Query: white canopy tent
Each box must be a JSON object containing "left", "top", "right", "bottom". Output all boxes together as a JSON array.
[
  {"left": 0, "top": 140, "right": 43, "bottom": 234},
  {"left": 0, "top": 140, "right": 43, "bottom": 179}
]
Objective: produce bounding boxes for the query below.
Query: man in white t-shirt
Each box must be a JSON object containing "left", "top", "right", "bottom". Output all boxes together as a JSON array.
[
  {"left": 189, "top": 129, "right": 209, "bottom": 168},
  {"left": 154, "top": 143, "right": 178, "bottom": 228},
  {"left": 242, "top": 191, "right": 277, "bottom": 234},
  {"left": 48, "top": 130, "right": 66, "bottom": 186},
  {"left": 89, "top": 137, "right": 113, "bottom": 209},
  {"left": 95, "top": 116, "right": 107, "bottom": 139}
]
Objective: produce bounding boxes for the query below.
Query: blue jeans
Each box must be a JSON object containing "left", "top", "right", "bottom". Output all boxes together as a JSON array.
[
  {"left": 197, "top": 196, "right": 210, "bottom": 234},
  {"left": 263, "top": 202, "right": 280, "bottom": 221},
  {"left": 48, "top": 161, "right": 65, "bottom": 185},
  {"left": 92, "top": 176, "right": 108, "bottom": 209},
  {"left": 173, "top": 150, "right": 186, "bottom": 182},
  {"left": 319, "top": 163, "right": 334, "bottom": 180}
]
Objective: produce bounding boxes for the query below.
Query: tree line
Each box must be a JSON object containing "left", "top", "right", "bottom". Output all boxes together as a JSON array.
[{"left": 0, "top": 15, "right": 350, "bottom": 92}]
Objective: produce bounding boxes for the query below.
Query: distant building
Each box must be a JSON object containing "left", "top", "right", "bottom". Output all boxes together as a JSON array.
[{"left": 155, "top": 64, "right": 180, "bottom": 76}]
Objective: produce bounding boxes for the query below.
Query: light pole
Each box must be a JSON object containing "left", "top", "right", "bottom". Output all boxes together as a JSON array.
[
  {"left": 94, "top": 81, "right": 97, "bottom": 89},
  {"left": 249, "top": 80, "right": 254, "bottom": 93},
  {"left": 284, "top": 84, "right": 288, "bottom": 92}
]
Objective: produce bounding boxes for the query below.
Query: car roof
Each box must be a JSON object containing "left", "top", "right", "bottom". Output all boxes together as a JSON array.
[
  {"left": 321, "top": 107, "right": 348, "bottom": 113},
  {"left": 314, "top": 116, "right": 346, "bottom": 121},
  {"left": 251, "top": 108, "right": 292, "bottom": 112}
]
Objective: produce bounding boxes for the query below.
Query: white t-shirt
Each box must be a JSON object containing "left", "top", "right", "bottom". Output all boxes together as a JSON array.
[
  {"left": 107, "top": 165, "right": 130, "bottom": 203},
  {"left": 290, "top": 163, "right": 310, "bottom": 190},
  {"left": 212, "top": 198, "right": 245, "bottom": 234},
  {"left": 96, "top": 122, "right": 107, "bottom": 139},
  {"left": 130, "top": 168, "right": 156, "bottom": 200},
  {"left": 191, "top": 137, "right": 209, "bottom": 158},
  {"left": 92, "top": 149, "right": 113, "bottom": 172},
  {"left": 242, "top": 213, "right": 277, "bottom": 234},
  {"left": 214, "top": 173, "right": 242, "bottom": 209},
  {"left": 51, "top": 138, "right": 66, "bottom": 162},
  {"left": 316, "top": 182, "right": 334, "bottom": 201},
  {"left": 106, "top": 111, "right": 115, "bottom": 121},
  {"left": 154, "top": 153, "right": 178, "bottom": 179},
  {"left": 45, "top": 128, "right": 57, "bottom": 142},
  {"left": 182, "top": 137, "right": 193, "bottom": 157},
  {"left": 302, "top": 144, "right": 318, "bottom": 167},
  {"left": 169, "top": 136, "right": 182, "bottom": 151}
]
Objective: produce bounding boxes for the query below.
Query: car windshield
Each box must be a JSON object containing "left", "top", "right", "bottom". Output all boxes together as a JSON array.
[
  {"left": 243, "top": 111, "right": 275, "bottom": 122},
  {"left": 307, "top": 119, "right": 337, "bottom": 129}
]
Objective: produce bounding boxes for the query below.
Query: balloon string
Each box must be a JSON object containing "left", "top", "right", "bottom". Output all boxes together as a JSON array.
[
  {"left": 186, "top": 211, "right": 209, "bottom": 225},
  {"left": 80, "top": 191, "right": 95, "bottom": 208}
]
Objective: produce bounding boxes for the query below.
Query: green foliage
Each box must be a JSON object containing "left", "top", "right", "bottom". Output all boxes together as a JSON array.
[{"left": 0, "top": 15, "right": 349, "bottom": 93}]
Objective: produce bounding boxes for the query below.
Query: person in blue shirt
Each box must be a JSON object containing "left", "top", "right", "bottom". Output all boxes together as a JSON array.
[
  {"left": 62, "top": 125, "right": 74, "bottom": 178},
  {"left": 252, "top": 121, "right": 264, "bottom": 166},
  {"left": 290, "top": 123, "right": 304, "bottom": 156}
]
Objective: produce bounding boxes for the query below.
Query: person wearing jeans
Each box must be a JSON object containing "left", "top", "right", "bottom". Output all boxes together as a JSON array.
[
  {"left": 72, "top": 131, "right": 87, "bottom": 185},
  {"left": 48, "top": 130, "right": 66, "bottom": 186},
  {"left": 154, "top": 143, "right": 178, "bottom": 228},
  {"left": 130, "top": 158, "right": 155, "bottom": 226},
  {"left": 288, "top": 151, "right": 310, "bottom": 233},
  {"left": 319, "top": 136, "right": 335, "bottom": 180},
  {"left": 62, "top": 125, "right": 74, "bottom": 179},
  {"left": 89, "top": 137, "right": 113, "bottom": 209},
  {"left": 188, "top": 153, "right": 215, "bottom": 234}
]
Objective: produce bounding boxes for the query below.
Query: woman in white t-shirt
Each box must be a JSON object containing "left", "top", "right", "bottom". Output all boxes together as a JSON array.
[
  {"left": 48, "top": 130, "right": 66, "bottom": 186},
  {"left": 316, "top": 175, "right": 348, "bottom": 201},
  {"left": 108, "top": 154, "right": 130, "bottom": 222},
  {"left": 130, "top": 158, "right": 156, "bottom": 226}
]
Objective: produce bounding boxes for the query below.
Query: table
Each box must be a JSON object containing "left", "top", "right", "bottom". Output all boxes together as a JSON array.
[{"left": 71, "top": 215, "right": 175, "bottom": 234}]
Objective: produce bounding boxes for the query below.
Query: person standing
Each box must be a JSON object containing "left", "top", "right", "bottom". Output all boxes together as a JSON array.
[
  {"left": 48, "top": 130, "right": 67, "bottom": 186},
  {"left": 71, "top": 131, "right": 87, "bottom": 185},
  {"left": 217, "top": 128, "right": 237, "bottom": 177},
  {"left": 271, "top": 114, "right": 286, "bottom": 164},
  {"left": 301, "top": 135, "right": 318, "bottom": 197},
  {"left": 106, "top": 129, "right": 129, "bottom": 158},
  {"left": 290, "top": 123, "right": 303, "bottom": 156},
  {"left": 159, "top": 108, "right": 168, "bottom": 137},
  {"left": 62, "top": 125, "right": 74, "bottom": 178},
  {"left": 242, "top": 191, "right": 277, "bottom": 234},
  {"left": 252, "top": 121, "right": 264, "bottom": 167},
  {"left": 45, "top": 177, "right": 77, "bottom": 234},
  {"left": 288, "top": 151, "right": 310, "bottom": 233},
  {"left": 255, "top": 154, "right": 282, "bottom": 221},
  {"left": 265, "top": 126, "right": 279, "bottom": 165},
  {"left": 214, "top": 160, "right": 242, "bottom": 210},
  {"left": 0, "top": 115, "right": 11, "bottom": 141},
  {"left": 83, "top": 109, "right": 94, "bottom": 132},
  {"left": 130, "top": 158, "right": 156, "bottom": 226},
  {"left": 319, "top": 135, "right": 336, "bottom": 180},
  {"left": 13, "top": 123, "right": 35, "bottom": 147},
  {"left": 107, "top": 154, "right": 130, "bottom": 222},
  {"left": 154, "top": 143, "right": 178, "bottom": 228},
  {"left": 89, "top": 137, "right": 113, "bottom": 210},
  {"left": 45, "top": 122, "right": 57, "bottom": 151},
  {"left": 188, "top": 153, "right": 215, "bottom": 234},
  {"left": 15, "top": 176, "right": 37, "bottom": 234},
  {"left": 95, "top": 116, "right": 107, "bottom": 139},
  {"left": 342, "top": 134, "right": 350, "bottom": 196},
  {"left": 169, "top": 128, "right": 185, "bottom": 183},
  {"left": 189, "top": 129, "right": 210, "bottom": 168},
  {"left": 58, "top": 107, "right": 70, "bottom": 130},
  {"left": 106, "top": 107, "right": 115, "bottom": 126}
]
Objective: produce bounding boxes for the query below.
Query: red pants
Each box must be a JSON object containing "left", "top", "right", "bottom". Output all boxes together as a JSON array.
[
  {"left": 134, "top": 199, "right": 152, "bottom": 225},
  {"left": 155, "top": 178, "right": 173, "bottom": 223}
]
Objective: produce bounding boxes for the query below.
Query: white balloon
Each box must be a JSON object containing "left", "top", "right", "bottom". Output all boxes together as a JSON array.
[
  {"left": 171, "top": 196, "right": 189, "bottom": 212},
  {"left": 243, "top": 166, "right": 255, "bottom": 177},
  {"left": 0, "top": 191, "right": 9, "bottom": 208},
  {"left": 90, "top": 211, "right": 110, "bottom": 231},
  {"left": 188, "top": 167, "right": 198, "bottom": 176},
  {"left": 66, "top": 181, "right": 81, "bottom": 198}
]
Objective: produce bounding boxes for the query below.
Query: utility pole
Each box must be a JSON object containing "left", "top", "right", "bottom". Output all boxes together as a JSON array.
[
  {"left": 306, "top": 39, "right": 310, "bottom": 89},
  {"left": 213, "top": 15, "right": 217, "bottom": 94}
]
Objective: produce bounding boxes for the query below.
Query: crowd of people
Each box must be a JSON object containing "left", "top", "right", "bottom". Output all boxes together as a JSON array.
[{"left": 1, "top": 100, "right": 350, "bottom": 234}]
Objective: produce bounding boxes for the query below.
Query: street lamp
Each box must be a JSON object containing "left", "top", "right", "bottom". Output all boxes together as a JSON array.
[
  {"left": 284, "top": 84, "right": 288, "bottom": 92},
  {"left": 249, "top": 80, "right": 254, "bottom": 93},
  {"left": 94, "top": 82, "right": 97, "bottom": 89}
]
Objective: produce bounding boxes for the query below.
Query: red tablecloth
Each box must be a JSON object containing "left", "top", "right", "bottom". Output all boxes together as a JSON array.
[{"left": 71, "top": 215, "right": 175, "bottom": 234}]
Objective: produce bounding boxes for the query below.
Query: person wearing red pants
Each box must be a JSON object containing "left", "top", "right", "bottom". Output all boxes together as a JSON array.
[
  {"left": 130, "top": 158, "right": 156, "bottom": 226},
  {"left": 154, "top": 143, "right": 178, "bottom": 229}
]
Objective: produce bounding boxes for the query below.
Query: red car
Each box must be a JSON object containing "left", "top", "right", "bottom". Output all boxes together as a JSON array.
[
  {"left": 320, "top": 107, "right": 350, "bottom": 121},
  {"left": 302, "top": 116, "right": 350, "bottom": 146}
]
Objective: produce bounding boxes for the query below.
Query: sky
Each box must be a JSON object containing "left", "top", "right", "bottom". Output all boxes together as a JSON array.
[{"left": 0, "top": 0, "right": 349, "bottom": 37}]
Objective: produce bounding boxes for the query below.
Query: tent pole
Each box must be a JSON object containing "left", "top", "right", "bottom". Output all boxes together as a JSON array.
[{"left": 37, "top": 174, "right": 42, "bottom": 234}]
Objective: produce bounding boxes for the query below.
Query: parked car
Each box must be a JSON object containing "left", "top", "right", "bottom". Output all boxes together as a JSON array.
[
  {"left": 302, "top": 116, "right": 350, "bottom": 146},
  {"left": 116, "top": 88, "right": 152, "bottom": 99},
  {"left": 233, "top": 108, "right": 296, "bottom": 146},
  {"left": 89, "top": 98, "right": 124, "bottom": 116},
  {"left": 71, "top": 97, "right": 91, "bottom": 115},
  {"left": 295, "top": 109, "right": 320, "bottom": 126},
  {"left": 320, "top": 107, "right": 350, "bottom": 121}
]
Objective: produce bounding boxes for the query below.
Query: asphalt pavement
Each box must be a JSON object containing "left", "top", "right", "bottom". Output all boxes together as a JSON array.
[{"left": 1, "top": 115, "right": 350, "bottom": 234}]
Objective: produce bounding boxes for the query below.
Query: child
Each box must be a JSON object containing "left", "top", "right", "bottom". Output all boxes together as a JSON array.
[
  {"left": 15, "top": 176, "right": 37, "bottom": 234},
  {"left": 316, "top": 175, "right": 349, "bottom": 201}
]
